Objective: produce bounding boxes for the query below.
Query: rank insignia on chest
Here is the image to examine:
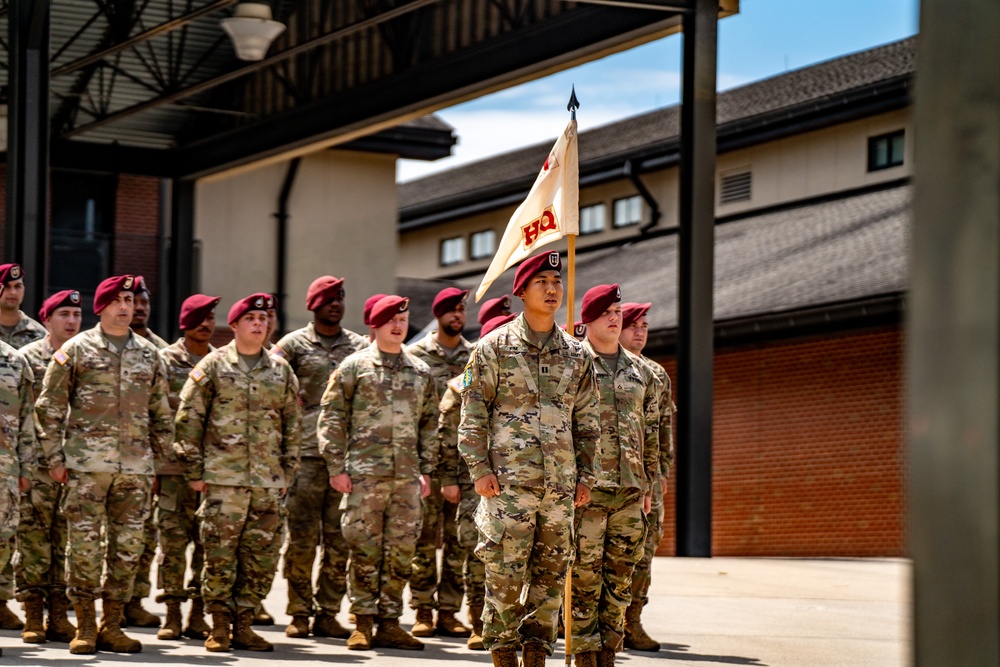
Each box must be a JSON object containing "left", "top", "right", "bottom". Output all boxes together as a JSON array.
[
  {"left": 541, "top": 365, "right": 549, "bottom": 375},
  {"left": 54, "top": 350, "right": 69, "bottom": 366},
  {"left": 190, "top": 367, "right": 207, "bottom": 384}
]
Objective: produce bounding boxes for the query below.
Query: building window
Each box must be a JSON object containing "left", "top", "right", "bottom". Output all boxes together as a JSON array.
[
  {"left": 613, "top": 196, "right": 643, "bottom": 228},
  {"left": 720, "top": 170, "right": 752, "bottom": 204},
  {"left": 868, "top": 130, "right": 905, "bottom": 171},
  {"left": 470, "top": 229, "right": 496, "bottom": 259},
  {"left": 440, "top": 236, "right": 465, "bottom": 266},
  {"left": 50, "top": 170, "right": 116, "bottom": 300},
  {"left": 580, "top": 204, "right": 606, "bottom": 235}
]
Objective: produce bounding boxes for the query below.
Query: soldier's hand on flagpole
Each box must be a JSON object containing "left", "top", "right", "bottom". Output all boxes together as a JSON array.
[
  {"left": 474, "top": 473, "right": 501, "bottom": 498},
  {"left": 441, "top": 484, "right": 461, "bottom": 503},
  {"left": 419, "top": 474, "right": 432, "bottom": 499},
  {"left": 18, "top": 476, "right": 29, "bottom": 493},
  {"left": 189, "top": 480, "right": 207, "bottom": 493},
  {"left": 49, "top": 465, "right": 68, "bottom": 485},
  {"left": 574, "top": 482, "right": 591, "bottom": 508},
  {"left": 330, "top": 473, "right": 352, "bottom": 494}
]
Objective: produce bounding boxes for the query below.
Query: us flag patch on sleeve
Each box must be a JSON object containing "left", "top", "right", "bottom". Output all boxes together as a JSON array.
[
  {"left": 53, "top": 350, "right": 69, "bottom": 366},
  {"left": 271, "top": 345, "right": 286, "bottom": 359},
  {"left": 190, "top": 367, "right": 207, "bottom": 384}
]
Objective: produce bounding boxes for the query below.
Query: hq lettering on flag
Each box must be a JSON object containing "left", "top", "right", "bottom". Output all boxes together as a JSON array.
[{"left": 475, "top": 119, "right": 579, "bottom": 301}]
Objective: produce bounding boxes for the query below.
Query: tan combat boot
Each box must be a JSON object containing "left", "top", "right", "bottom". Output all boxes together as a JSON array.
[
  {"left": 231, "top": 607, "right": 273, "bottom": 651},
  {"left": 20, "top": 592, "right": 47, "bottom": 643},
  {"left": 313, "top": 611, "right": 351, "bottom": 638},
  {"left": 46, "top": 590, "right": 77, "bottom": 643},
  {"left": 622, "top": 601, "right": 659, "bottom": 652},
  {"left": 205, "top": 608, "right": 231, "bottom": 652},
  {"left": 69, "top": 600, "right": 98, "bottom": 655},
  {"left": 411, "top": 608, "right": 434, "bottom": 637},
  {"left": 124, "top": 597, "right": 159, "bottom": 628},
  {"left": 521, "top": 642, "right": 549, "bottom": 667},
  {"left": 574, "top": 652, "right": 597, "bottom": 667},
  {"left": 373, "top": 617, "right": 424, "bottom": 650},
  {"left": 0, "top": 600, "right": 24, "bottom": 630},
  {"left": 156, "top": 600, "right": 184, "bottom": 640},
  {"left": 252, "top": 601, "right": 274, "bottom": 625},
  {"left": 285, "top": 615, "right": 310, "bottom": 638},
  {"left": 491, "top": 646, "right": 519, "bottom": 667},
  {"left": 597, "top": 645, "right": 617, "bottom": 667},
  {"left": 437, "top": 609, "right": 472, "bottom": 637},
  {"left": 184, "top": 597, "right": 211, "bottom": 640},
  {"left": 467, "top": 603, "right": 485, "bottom": 650},
  {"left": 97, "top": 599, "right": 142, "bottom": 653},
  {"left": 347, "top": 614, "right": 374, "bottom": 650}
]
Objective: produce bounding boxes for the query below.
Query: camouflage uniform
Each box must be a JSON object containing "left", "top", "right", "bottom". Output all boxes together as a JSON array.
[
  {"left": 406, "top": 331, "right": 472, "bottom": 614},
  {"left": 571, "top": 341, "right": 659, "bottom": 654},
  {"left": 14, "top": 337, "right": 69, "bottom": 602},
  {"left": 630, "top": 356, "right": 674, "bottom": 609},
  {"left": 0, "top": 340, "right": 36, "bottom": 612},
  {"left": 154, "top": 338, "right": 215, "bottom": 602},
  {"left": 271, "top": 323, "right": 367, "bottom": 619},
  {"left": 34, "top": 326, "right": 173, "bottom": 603},
  {"left": 173, "top": 342, "right": 301, "bottom": 612},
  {"left": 437, "top": 378, "right": 484, "bottom": 611},
  {"left": 0, "top": 312, "right": 44, "bottom": 604},
  {"left": 459, "top": 314, "right": 600, "bottom": 653},
  {"left": 318, "top": 343, "right": 439, "bottom": 619}
]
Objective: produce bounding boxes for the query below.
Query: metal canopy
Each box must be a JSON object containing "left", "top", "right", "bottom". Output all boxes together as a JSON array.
[{"left": 0, "top": 0, "right": 726, "bottom": 179}]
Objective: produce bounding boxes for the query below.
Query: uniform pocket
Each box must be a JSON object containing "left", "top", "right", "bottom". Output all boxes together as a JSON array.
[{"left": 474, "top": 496, "right": 504, "bottom": 544}]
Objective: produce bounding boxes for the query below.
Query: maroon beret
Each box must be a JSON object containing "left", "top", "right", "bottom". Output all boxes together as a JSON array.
[
  {"left": 369, "top": 295, "right": 410, "bottom": 329},
  {"left": 363, "top": 293, "right": 388, "bottom": 326},
  {"left": 480, "top": 313, "right": 517, "bottom": 338},
  {"left": 580, "top": 283, "right": 622, "bottom": 324},
  {"left": 39, "top": 290, "right": 82, "bottom": 322},
  {"left": 179, "top": 294, "right": 222, "bottom": 330},
  {"left": 432, "top": 287, "right": 469, "bottom": 319},
  {"left": 134, "top": 275, "right": 150, "bottom": 295},
  {"left": 477, "top": 295, "right": 512, "bottom": 324},
  {"left": 621, "top": 302, "right": 651, "bottom": 329},
  {"left": 0, "top": 263, "right": 24, "bottom": 286},
  {"left": 228, "top": 293, "right": 274, "bottom": 325},
  {"left": 306, "top": 276, "right": 345, "bottom": 312},
  {"left": 513, "top": 251, "right": 562, "bottom": 296},
  {"left": 94, "top": 275, "right": 137, "bottom": 314}
]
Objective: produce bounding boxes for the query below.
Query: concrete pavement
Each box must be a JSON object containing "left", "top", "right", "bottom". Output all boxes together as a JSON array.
[{"left": 0, "top": 557, "right": 911, "bottom": 666}]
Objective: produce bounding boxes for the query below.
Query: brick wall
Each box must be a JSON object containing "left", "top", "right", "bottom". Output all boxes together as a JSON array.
[
  {"left": 113, "top": 175, "right": 161, "bottom": 297},
  {"left": 653, "top": 325, "right": 905, "bottom": 557}
]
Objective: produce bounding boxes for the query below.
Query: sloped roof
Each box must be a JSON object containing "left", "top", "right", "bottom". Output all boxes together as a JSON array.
[
  {"left": 400, "top": 184, "right": 909, "bottom": 334},
  {"left": 399, "top": 37, "right": 916, "bottom": 213}
]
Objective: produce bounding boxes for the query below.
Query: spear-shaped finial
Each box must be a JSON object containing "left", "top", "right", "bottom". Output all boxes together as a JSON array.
[{"left": 567, "top": 85, "right": 580, "bottom": 120}]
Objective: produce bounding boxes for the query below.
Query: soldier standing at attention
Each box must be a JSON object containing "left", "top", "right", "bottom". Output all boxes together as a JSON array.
[
  {"left": 407, "top": 286, "right": 474, "bottom": 639},
  {"left": 16, "top": 290, "right": 83, "bottom": 645},
  {"left": 35, "top": 274, "right": 174, "bottom": 655},
  {"left": 571, "top": 286, "right": 659, "bottom": 667},
  {"left": 436, "top": 312, "right": 516, "bottom": 651},
  {"left": 272, "top": 276, "right": 367, "bottom": 640},
  {"left": 617, "top": 302, "right": 674, "bottom": 652},
  {"left": 154, "top": 294, "right": 221, "bottom": 642},
  {"left": 0, "top": 263, "right": 45, "bottom": 631},
  {"left": 459, "top": 251, "right": 600, "bottom": 667},
  {"left": 318, "top": 295, "right": 438, "bottom": 652},
  {"left": 125, "top": 275, "right": 168, "bottom": 631},
  {"left": 174, "top": 293, "right": 301, "bottom": 653}
]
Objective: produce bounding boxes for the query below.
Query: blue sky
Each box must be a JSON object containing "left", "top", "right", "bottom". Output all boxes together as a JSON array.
[{"left": 397, "top": 0, "right": 919, "bottom": 183}]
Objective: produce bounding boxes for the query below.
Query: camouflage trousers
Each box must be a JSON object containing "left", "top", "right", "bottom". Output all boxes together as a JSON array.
[
  {"left": 283, "top": 457, "right": 347, "bottom": 617},
  {"left": 571, "top": 487, "right": 647, "bottom": 653},
  {"left": 0, "top": 543, "right": 12, "bottom": 601},
  {"left": 456, "top": 483, "right": 485, "bottom": 609},
  {"left": 132, "top": 494, "right": 157, "bottom": 599},
  {"left": 0, "top": 486, "right": 19, "bottom": 591},
  {"left": 476, "top": 485, "right": 574, "bottom": 653},
  {"left": 14, "top": 473, "right": 69, "bottom": 598},
  {"left": 630, "top": 477, "right": 665, "bottom": 607},
  {"left": 198, "top": 484, "right": 285, "bottom": 611},
  {"left": 156, "top": 474, "right": 204, "bottom": 600},
  {"left": 410, "top": 479, "right": 466, "bottom": 611},
  {"left": 343, "top": 476, "right": 422, "bottom": 619},
  {"left": 62, "top": 471, "right": 152, "bottom": 603}
]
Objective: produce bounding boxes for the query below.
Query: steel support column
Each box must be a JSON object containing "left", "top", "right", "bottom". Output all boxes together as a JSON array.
[
  {"left": 5, "top": 0, "right": 51, "bottom": 313},
  {"left": 675, "top": 0, "right": 717, "bottom": 557},
  {"left": 910, "top": 0, "right": 1000, "bottom": 664},
  {"left": 168, "top": 178, "right": 195, "bottom": 339}
]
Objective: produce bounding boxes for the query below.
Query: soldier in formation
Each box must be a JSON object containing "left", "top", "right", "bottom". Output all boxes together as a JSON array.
[
  {"left": 15, "top": 289, "right": 83, "bottom": 645},
  {"left": 571, "top": 285, "right": 660, "bottom": 667},
  {"left": 173, "top": 293, "right": 301, "bottom": 653},
  {"left": 459, "top": 251, "right": 601, "bottom": 667}
]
